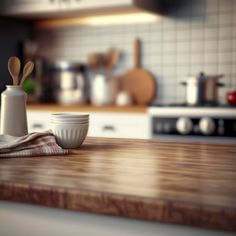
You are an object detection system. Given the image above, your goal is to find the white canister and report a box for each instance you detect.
[91,73,118,106]
[1,85,28,136]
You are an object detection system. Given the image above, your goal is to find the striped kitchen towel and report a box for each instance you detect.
[0,131,69,158]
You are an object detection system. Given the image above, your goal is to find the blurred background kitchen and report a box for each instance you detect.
[0,0,235,141]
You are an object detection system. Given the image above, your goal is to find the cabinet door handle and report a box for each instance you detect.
[102,125,116,131]
[32,123,43,129]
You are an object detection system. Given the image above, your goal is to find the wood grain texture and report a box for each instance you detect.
[0,138,236,231]
[27,104,147,113]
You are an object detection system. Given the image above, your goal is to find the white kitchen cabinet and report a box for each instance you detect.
[60,0,133,11]
[0,0,60,15]
[0,0,135,18]
[27,110,151,139]
[27,111,52,132]
[88,112,150,139]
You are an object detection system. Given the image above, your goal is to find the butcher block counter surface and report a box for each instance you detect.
[0,138,235,232]
[27,104,147,113]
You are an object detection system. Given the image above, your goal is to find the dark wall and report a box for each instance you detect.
[0,17,32,93]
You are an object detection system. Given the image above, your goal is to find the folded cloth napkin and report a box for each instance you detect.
[0,131,69,158]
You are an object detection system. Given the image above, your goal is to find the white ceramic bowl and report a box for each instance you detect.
[51,118,89,122]
[51,122,89,149]
[50,118,89,123]
[51,113,89,119]
[51,120,89,124]
[50,114,89,124]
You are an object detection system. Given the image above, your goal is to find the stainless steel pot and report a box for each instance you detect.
[50,61,89,105]
[204,75,224,104]
[181,73,224,105]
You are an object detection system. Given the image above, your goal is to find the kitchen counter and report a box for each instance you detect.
[27,104,147,113]
[0,138,235,232]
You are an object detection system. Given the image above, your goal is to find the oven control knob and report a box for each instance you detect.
[176,117,192,134]
[199,117,215,135]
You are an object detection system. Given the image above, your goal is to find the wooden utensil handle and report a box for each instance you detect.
[134,38,141,68]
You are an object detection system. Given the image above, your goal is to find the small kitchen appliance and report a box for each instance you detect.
[39,60,89,104]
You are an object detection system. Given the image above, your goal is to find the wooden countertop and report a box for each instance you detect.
[27,104,147,113]
[0,138,236,231]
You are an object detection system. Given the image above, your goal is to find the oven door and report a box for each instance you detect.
[151,116,236,144]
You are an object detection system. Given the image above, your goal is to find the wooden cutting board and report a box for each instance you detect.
[122,38,156,105]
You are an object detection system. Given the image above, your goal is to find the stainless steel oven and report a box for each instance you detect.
[148,105,236,143]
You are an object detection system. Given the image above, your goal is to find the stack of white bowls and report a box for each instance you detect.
[50,113,89,149]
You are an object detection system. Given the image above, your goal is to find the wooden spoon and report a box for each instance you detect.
[8,57,21,85]
[20,61,34,86]
[88,53,105,70]
[105,48,120,71]
[109,48,120,70]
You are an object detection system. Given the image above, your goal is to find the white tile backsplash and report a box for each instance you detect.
[190,40,204,53]
[233,13,236,26]
[204,40,218,53]
[176,20,191,30]
[189,64,205,75]
[203,64,218,74]
[177,41,190,53]
[162,17,176,30]
[163,53,176,65]
[190,53,204,65]
[219,13,233,26]
[204,27,218,40]
[206,0,219,14]
[163,42,176,53]
[163,30,176,42]
[162,66,176,77]
[205,15,219,29]
[190,15,205,29]
[233,38,236,50]
[204,53,218,64]
[35,0,236,104]
[218,64,233,76]
[219,27,233,40]
[177,65,190,77]
[150,31,163,43]
[218,39,233,52]
[219,0,233,13]
[177,54,191,65]
[176,29,191,41]
[191,28,205,41]
[218,52,233,64]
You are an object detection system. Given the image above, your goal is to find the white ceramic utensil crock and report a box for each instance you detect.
[0,85,28,136]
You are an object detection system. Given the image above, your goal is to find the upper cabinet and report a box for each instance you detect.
[0,0,183,19]
[0,0,138,19]
[60,0,133,11]
[0,0,60,16]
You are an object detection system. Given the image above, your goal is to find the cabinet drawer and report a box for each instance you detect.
[89,113,150,139]
[27,111,150,139]
[27,111,51,132]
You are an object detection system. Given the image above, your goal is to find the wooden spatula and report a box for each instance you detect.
[8,57,21,85]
